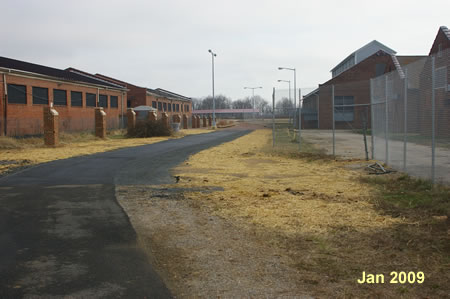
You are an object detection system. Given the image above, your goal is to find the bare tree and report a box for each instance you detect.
[195,94,232,110]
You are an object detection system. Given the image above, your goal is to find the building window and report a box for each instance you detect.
[71,91,82,107]
[86,93,96,107]
[185,105,189,112]
[110,95,118,108]
[168,102,172,111]
[152,101,157,108]
[32,87,48,105]
[158,102,162,111]
[162,102,167,112]
[53,89,67,106]
[334,96,354,121]
[99,94,108,108]
[172,103,175,111]
[7,84,27,104]
[176,104,179,112]
[127,100,131,107]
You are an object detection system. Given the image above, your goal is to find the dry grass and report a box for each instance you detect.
[0,128,212,175]
[173,129,450,298]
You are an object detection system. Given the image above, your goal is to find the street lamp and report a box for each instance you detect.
[277,79,291,105]
[208,49,217,128]
[278,67,296,110]
[244,86,263,118]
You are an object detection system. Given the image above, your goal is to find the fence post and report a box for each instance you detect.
[272,87,275,147]
[385,75,389,164]
[127,108,136,130]
[332,84,335,157]
[298,88,302,151]
[316,94,320,129]
[370,78,375,159]
[403,69,408,171]
[431,56,436,184]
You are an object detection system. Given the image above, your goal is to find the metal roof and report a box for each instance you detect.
[0,56,124,89]
[330,40,396,72]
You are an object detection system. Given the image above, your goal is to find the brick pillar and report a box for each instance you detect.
[208,115,212,127]
[196,115,201,128]
[172,114,181,124]
[161,112,169,128]
[202,116,207,127]
[127,108,136,130]
[148,111,157,122]
[95,107,107,138]
[192,116,197,128]
[183,115,188,129]
[43,106,59,146]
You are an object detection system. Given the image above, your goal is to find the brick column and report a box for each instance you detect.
[148,111,157,122]
[208,115,212,127]
[196,115,201,128]
[161,112,169,128]
[172,114,181,124]
[127,108,136,130]
[95,107,107,138]
[43,106,59,146]
[192,116,197,128]
[202,116,207,127]
[183,115,188,129]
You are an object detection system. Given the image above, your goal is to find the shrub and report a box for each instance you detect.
[127,119,172,138]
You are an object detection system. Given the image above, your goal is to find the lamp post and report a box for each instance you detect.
[244,86,262,118]
[278,67,296,110]
[208,49,217,128]
[278,79,291,123]
[277,79,291,105]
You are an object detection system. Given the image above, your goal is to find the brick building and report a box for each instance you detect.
[417,26,450,137]
[93,74,192,120]
[0,57,127,136]
[301,40,424,129]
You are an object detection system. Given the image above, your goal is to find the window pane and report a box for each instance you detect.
[71,91,82,107]
[32,87,48,105]
[158,102,162,110]
[86,93,96,107]
[168,103,172,111]
[152,101,157,108]
[163,102,167,111]
[53,89,67,106]
[99,94,108,108]
[110,95,118,108]
[7,84,27,104]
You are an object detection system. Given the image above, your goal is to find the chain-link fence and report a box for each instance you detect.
[272,49,450,184]
[371,50,450,184]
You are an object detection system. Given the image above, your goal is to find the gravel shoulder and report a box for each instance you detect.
[116,185,312,298]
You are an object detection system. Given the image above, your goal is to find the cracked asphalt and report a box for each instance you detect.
[0,130,249,298]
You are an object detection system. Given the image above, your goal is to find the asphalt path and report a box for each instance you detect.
[0,129,250,298]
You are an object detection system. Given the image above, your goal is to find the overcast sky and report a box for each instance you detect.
[1,0,449,101]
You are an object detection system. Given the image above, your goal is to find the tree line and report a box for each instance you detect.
[192,95,294,114]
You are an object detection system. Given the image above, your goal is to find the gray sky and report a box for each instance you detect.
[1,0,448,101]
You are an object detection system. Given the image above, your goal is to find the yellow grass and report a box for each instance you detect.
[173,129,449,297]
[174,129,402,235]
[0,128,212,175]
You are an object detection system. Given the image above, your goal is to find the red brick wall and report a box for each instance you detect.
[429,29,450,55]
[127,85,147,107]
[316,52,396,130]
[3,74,125,136]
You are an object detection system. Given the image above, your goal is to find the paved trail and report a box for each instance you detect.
[0,130,249,298]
